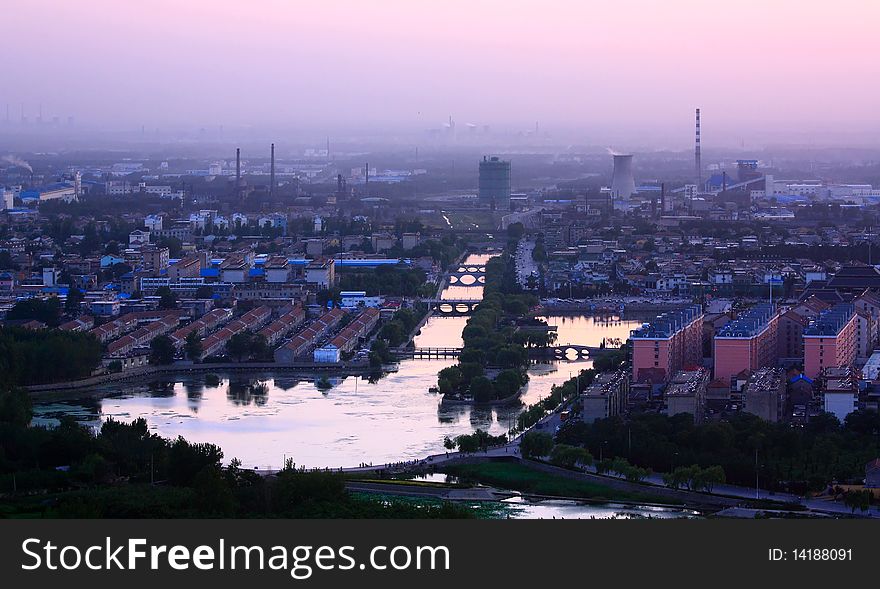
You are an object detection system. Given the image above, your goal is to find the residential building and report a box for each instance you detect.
[743,367,785,422]
[714,304,780,384]
[305,259,335,289]
[821,366,858,422]
[274,308,346,363]
[665,368,709,423]
[630,305,703,383]
[803,303,858,379]
[581,369,629,423]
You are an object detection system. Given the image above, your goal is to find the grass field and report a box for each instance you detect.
[442,462,678,505]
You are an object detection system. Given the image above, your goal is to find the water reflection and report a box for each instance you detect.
[30,254,644,470]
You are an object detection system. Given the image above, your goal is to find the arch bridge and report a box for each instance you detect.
[427,299,481,315]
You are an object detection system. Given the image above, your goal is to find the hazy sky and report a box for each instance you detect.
[5,0,880,146]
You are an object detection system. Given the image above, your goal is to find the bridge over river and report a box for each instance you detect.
[393,344,619,360]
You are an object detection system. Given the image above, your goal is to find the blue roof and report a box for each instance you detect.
[804,303,855,337]
[249,268,264,277]
[716,304,777,338]
[630,305,703,339]
[200,268,220,278]
[789,374,814,384]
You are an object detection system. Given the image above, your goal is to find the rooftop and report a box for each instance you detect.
[716,304,777,338]
[630,305,702,339]
[803,303,855,337]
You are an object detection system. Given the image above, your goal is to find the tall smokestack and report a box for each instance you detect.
[695,108,702,188]
[365,162,369,193]
[236,148,241,183]
[270,143,275,198]
[659,182,665,217]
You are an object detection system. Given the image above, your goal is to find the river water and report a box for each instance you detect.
[31,255,643,472]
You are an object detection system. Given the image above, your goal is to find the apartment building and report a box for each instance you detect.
[714,304,779,384]
[803,303,858,379]
[630,305,703,383]
[743,367,785,422]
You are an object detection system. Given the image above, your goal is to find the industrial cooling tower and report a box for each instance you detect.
[610,154,636,200]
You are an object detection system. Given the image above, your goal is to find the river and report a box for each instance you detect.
[31,254,644,472]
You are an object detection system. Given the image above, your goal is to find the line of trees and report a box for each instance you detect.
[556,410,880,493]
[0,327,103,386]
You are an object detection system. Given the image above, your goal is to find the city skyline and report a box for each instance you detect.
[4,0,880,148]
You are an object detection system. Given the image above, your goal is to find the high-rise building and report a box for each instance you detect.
[714,304,780,384]
[803,303,858,379]
[479,156,511,210]
[630,305,703,383]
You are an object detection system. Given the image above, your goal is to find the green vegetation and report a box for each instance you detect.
[336,265,434,298]
[661,464,725,492]
[156,286,178,310]
[184,331,203,362]
[444,429,507,453]
[65,287,85,315]
[389,234,467,269]
[368,339,394,368]
[442,461,669,504]
[596,456,652,483]
[377,307,425,347]
[6,297,63,327]
[549,444,594,469]
[149,334,175,365]
[0,327,103,386]
[225,331,270,362]
[555,410,880,494]
[520,431,554,458]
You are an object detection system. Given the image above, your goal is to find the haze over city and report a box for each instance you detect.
[4,0,880,530]
[4,0,880,148]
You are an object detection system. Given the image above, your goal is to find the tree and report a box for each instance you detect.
[844,490,871,514]
[156,286,178,310]
[194,285,214,300]
[158,236,183,257]
[6,297,62,327]
[469,376,494,402]
[65,287,85,315]
[184,331,203,362]
[226,332,262,362]
[150,335,176,365]
[549,444,593,469]
[506,222,525,240]
[520,431,554,459]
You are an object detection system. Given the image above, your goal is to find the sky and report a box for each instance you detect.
[4,0,880,147]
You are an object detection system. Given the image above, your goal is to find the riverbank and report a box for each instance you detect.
[25,360,376,397]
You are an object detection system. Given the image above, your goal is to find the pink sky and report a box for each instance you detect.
[4,0,880,145]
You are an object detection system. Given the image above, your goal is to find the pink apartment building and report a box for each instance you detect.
[803,303,858,379]
[631,305,703,383]
[713,304,779,384]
